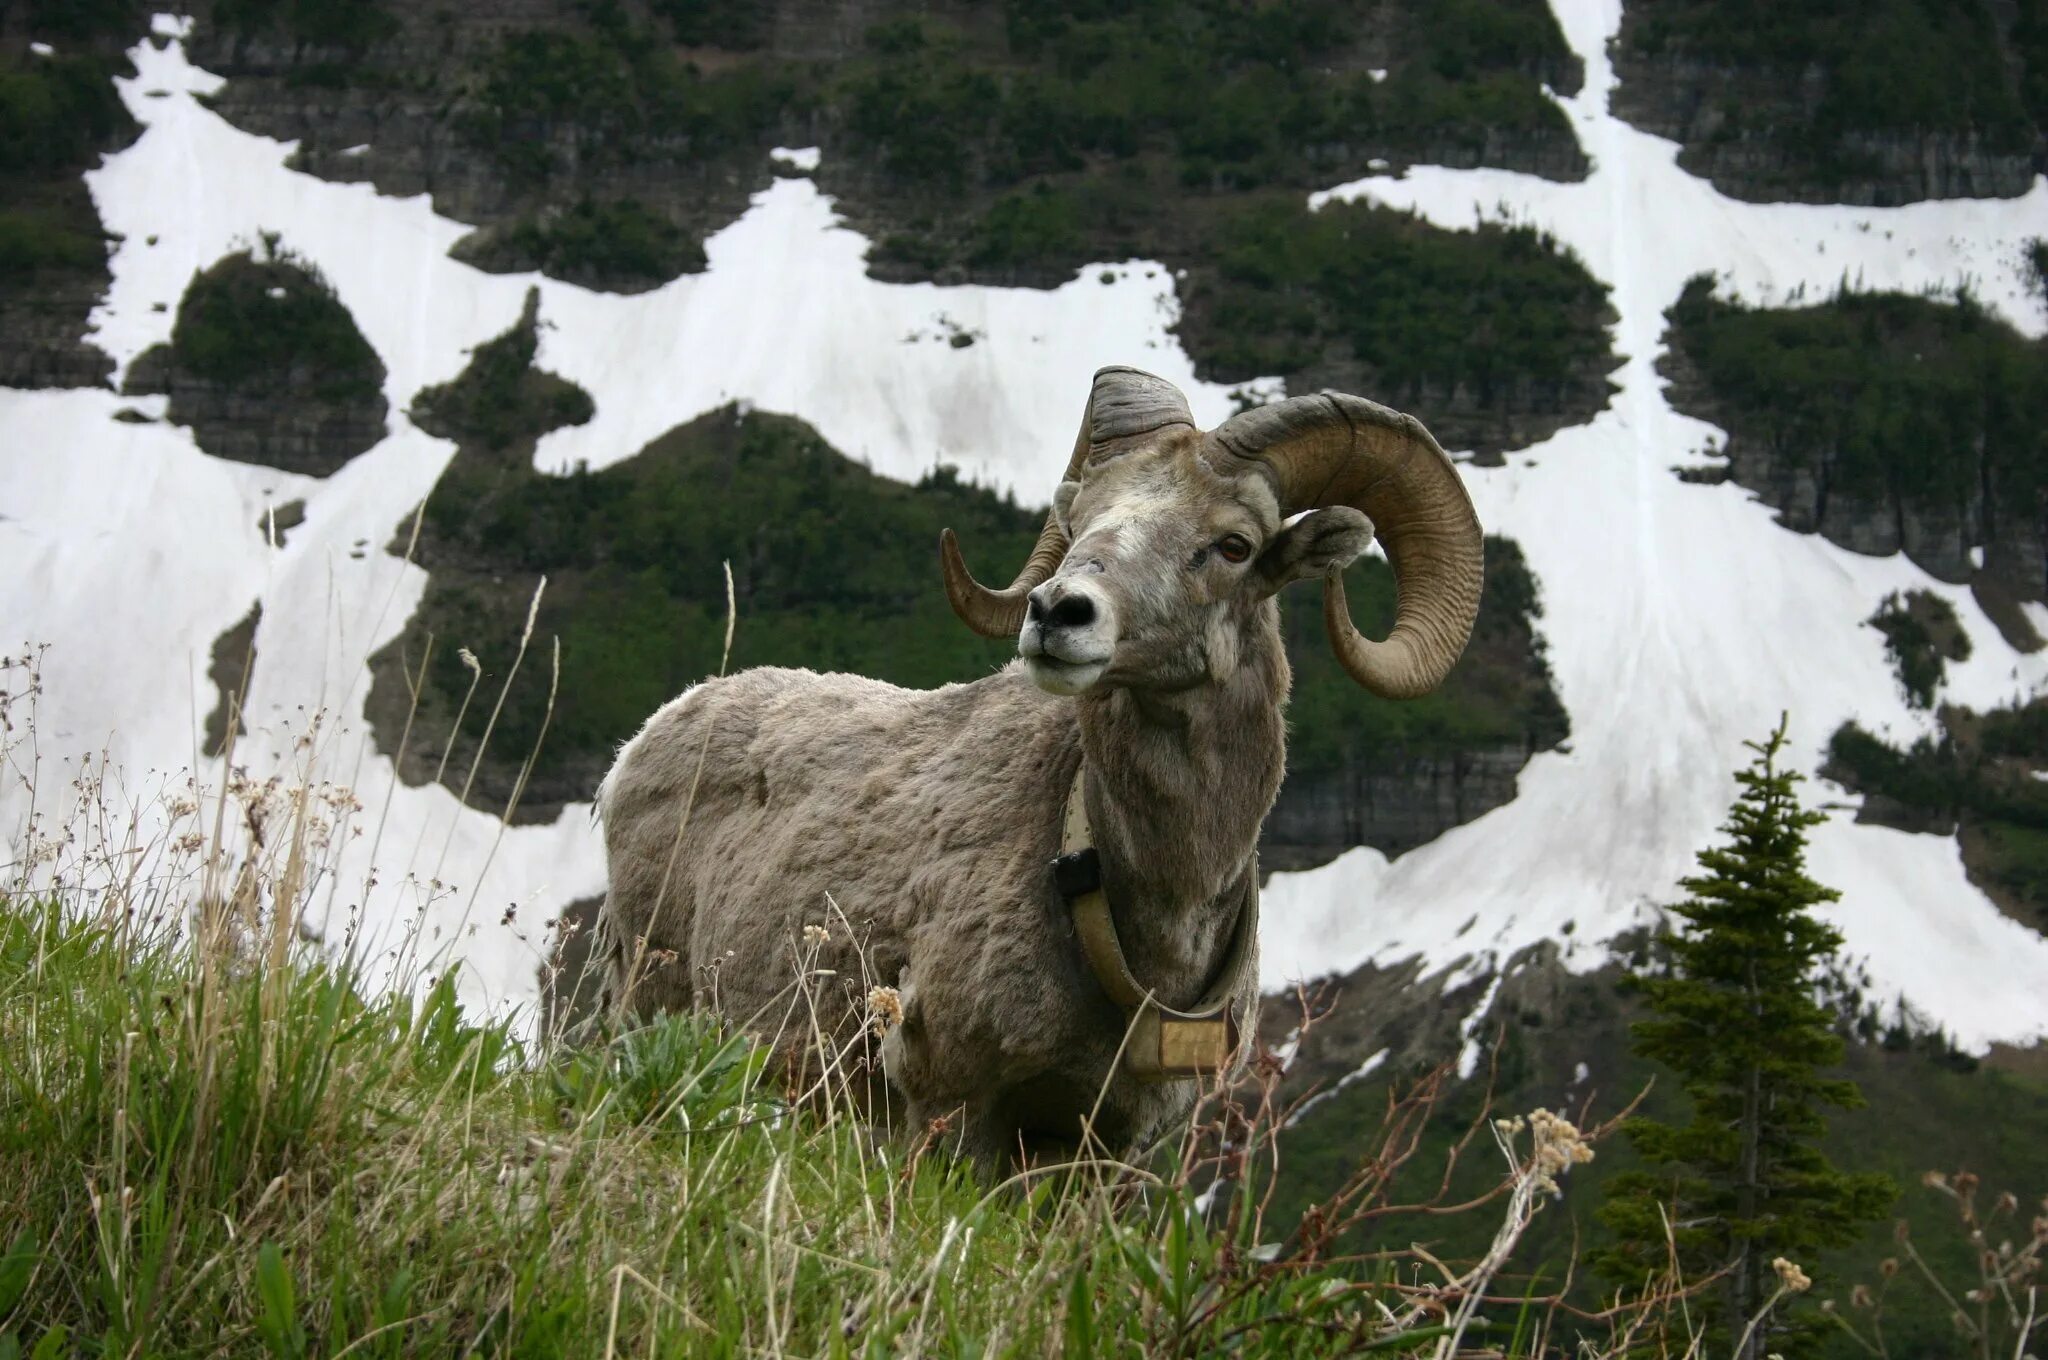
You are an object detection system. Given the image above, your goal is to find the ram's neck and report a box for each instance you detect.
[1073,602,1289,1009]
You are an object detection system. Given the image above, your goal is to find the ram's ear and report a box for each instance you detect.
[1253,506,1373,597]
[1052,479,1082,537]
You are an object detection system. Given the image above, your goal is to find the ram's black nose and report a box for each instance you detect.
[1026,586,1096,631]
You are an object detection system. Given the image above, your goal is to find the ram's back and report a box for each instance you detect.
[595,665,1072,1026]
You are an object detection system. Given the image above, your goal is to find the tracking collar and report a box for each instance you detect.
[1053,761,1256,1082]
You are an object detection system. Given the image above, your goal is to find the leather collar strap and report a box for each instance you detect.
[1054,762,1257,1082]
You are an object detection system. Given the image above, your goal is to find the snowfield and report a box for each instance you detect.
[2,1,2045,1046]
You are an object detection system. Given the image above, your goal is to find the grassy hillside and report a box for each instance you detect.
[0,888,1683,1358]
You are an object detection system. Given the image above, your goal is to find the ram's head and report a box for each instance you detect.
[940,367,1484,699]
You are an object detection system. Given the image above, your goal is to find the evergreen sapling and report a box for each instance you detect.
[1593,717,1895,1359]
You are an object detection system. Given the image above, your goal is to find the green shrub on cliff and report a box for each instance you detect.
[1667,277,2048,557]
[0,53,134,176]
[166,245,383,401]
[1196,197,1611,402]
[1623,0,2035,150]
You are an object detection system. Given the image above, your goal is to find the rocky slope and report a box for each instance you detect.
[1254,934,2048,1358]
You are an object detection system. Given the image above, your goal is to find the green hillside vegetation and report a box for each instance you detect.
[117,244,390,472]
[209,0,399,53]
[451,198,705,292]
[373,300,1565,822]
[382,405,1032,813]
[826,0,1582,273]
[455,21,803,186]
[1267,949,2048,1358]
[0,39,136,385]
[1664,278,2048,604]
[1614,0,2046,202]
[445,0,1582,282]
[0,2,140,278]
[410,287,593,452]
[1625,0,2036,143]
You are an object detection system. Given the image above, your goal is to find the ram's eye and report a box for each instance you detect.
[1217,534,1253,564]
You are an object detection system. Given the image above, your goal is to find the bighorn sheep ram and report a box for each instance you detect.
[595,367,1482,1165]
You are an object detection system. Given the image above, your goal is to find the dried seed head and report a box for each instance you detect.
[867,985,904,1037]
[1772,1258,1811,1293]
[802,924,830,947]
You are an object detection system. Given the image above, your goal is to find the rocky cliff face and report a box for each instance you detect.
[183,10,770,293]
[0,23,143,392]
[0,262,116,391]
[179,0,1589,287]
[1260,741,1551,873]
[125,350,389,475]
[1659,280,2048,647]
[1611,55,2038,206]
[1609,0,2045,207]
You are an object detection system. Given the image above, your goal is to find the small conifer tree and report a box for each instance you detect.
[1593,718,1894,1359]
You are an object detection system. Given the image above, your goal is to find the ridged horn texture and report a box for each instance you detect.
[1206,392,1483,699]
[940,366,1195,637]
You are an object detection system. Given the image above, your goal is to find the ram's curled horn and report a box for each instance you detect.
[1207,393,1483,700]
[940,366,1196,637]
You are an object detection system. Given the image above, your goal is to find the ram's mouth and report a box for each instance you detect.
[1024,653,1109,696]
